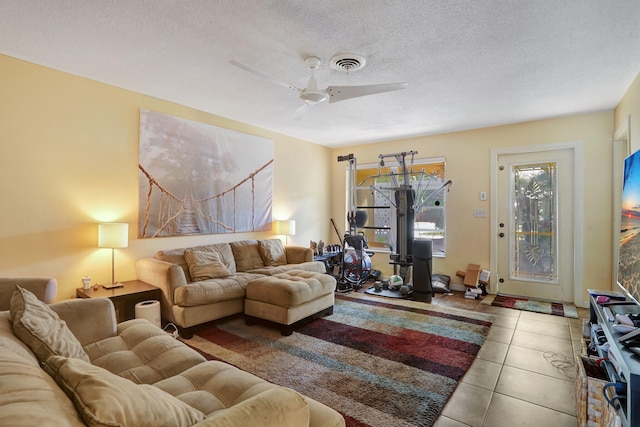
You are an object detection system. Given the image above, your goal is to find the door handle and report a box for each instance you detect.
[499,232,505,238]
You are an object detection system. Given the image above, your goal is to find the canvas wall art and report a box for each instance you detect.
[138,109,273,238]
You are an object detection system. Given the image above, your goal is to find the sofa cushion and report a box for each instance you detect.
[85,319,205,384]
[0,346,86,427]
[247,261,326,276]
[156,248,193,282]
[186,388,309,427]
[0,277,57,311]
[173,273,262,307]
[45,355,206,427]
[258,239,288,266]
[184,249,232,281]
[230,240,265,271]
[153,360,308,425]
[10,285,90,364]
[0,311,38,364]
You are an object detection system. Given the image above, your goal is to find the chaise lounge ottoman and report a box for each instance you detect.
[244,270,336,335]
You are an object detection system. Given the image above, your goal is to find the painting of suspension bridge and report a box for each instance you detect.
[138,109,273,238]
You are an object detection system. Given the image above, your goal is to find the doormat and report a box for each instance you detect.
[481,294,579,318]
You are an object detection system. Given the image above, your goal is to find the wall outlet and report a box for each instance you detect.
[480,191,487,201]
[473,208,487,218]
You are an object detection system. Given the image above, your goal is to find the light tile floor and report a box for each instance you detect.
[430,292,589,427]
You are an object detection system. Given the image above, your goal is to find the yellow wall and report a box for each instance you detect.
[1,52,634,305]
[331,112,615,302]
[0,55,333,300]
[615,72,640,151]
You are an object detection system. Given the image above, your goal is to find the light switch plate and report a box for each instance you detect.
[473,208,487,218]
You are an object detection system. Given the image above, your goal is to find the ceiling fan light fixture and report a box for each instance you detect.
[300,89,328,103]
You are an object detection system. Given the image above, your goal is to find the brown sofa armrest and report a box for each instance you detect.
[285,246,313,264]
[135,258,187,306]
[50,298,117,346]
[0,277,57,311]
[136,257,188,324]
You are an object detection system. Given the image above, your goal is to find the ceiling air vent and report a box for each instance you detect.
[330,53,366,72]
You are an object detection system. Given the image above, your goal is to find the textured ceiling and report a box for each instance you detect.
[1,1,640,147]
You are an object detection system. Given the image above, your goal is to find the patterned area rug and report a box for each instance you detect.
[182,292,494,427]
[481,294,579,318]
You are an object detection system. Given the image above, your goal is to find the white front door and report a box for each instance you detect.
[495,147,576,302]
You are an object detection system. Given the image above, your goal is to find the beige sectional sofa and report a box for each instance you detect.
[0,278,345,427]
[136,239,327,337]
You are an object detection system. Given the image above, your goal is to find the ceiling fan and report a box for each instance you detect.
[229,54,408,116]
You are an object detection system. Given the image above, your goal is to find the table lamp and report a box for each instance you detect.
[98,222,129,289]
[275,219,296,245]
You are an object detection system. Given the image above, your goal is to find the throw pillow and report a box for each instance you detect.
[10,285,90,364]
[229,240,265,271]
[184,249,232,281]
[258,239,287,266]
[45,355,205,427]
[187,243,237,274]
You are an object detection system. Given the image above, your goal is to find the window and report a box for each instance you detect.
[351,156,448,257]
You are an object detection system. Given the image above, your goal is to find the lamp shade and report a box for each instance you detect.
[98,223,129,248]
[275,220,296,236]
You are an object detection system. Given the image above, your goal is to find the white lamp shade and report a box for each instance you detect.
[275,220,296,236]
[98,223,129,248]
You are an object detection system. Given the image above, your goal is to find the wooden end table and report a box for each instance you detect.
[76,280,162,323]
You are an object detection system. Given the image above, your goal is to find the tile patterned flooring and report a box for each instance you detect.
[428,292,589,427]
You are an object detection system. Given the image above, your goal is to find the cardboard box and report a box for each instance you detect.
[463,264,481,287]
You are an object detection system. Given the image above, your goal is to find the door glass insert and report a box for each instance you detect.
[511,162,558,283]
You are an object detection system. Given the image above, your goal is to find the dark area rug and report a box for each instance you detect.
[181,292,494,427]
[481,294,578,318]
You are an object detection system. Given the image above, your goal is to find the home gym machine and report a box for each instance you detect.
[337,151,452,301]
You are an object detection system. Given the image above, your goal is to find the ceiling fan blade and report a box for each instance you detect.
[326,83,408,103]
[229,60,299,91]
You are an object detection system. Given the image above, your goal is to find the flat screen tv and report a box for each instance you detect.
[618,148,640,304]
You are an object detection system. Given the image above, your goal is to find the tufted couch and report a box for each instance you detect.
[136,239,327,337]
[0,278,345,427]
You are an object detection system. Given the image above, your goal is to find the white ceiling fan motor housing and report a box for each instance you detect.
[300,56,328,103]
